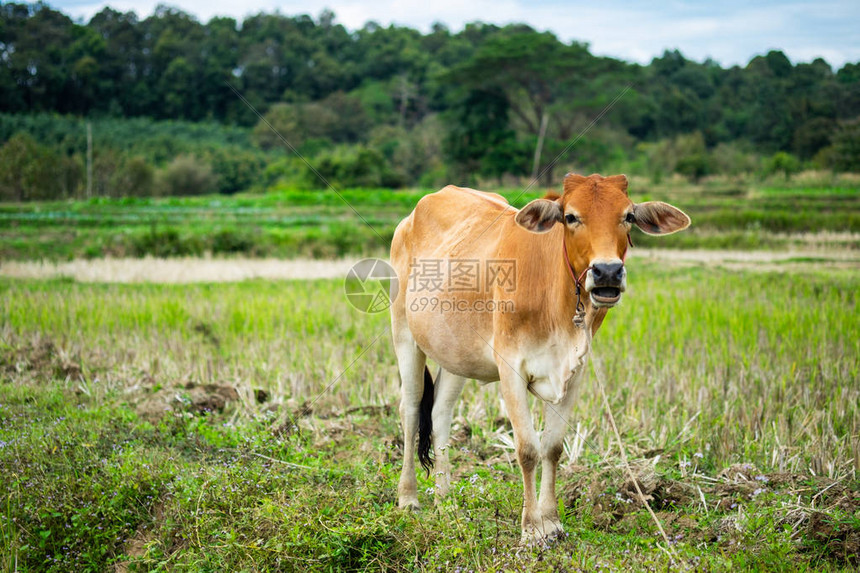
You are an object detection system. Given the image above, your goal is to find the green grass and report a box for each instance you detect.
[1,183,858,260]
[1,260,858,571]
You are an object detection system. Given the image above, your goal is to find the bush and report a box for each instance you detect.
[0,132,81,200]
[762,151,801,177]
[675,153,710,181]
[369,115,447,186]
[93,151,156,198]
[201,147,265,194]
[112,156,155,197]
[211,228,256,254]
[710,142,760,175]
[253,93,368,152]
[672,131,711,181]
[307,145,402,189]
[130,226,204,257]
[159,155,218,196]
[260,157,312,190]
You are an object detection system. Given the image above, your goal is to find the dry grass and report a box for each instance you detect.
[0,256,359,283]
[2,258,856,476]
[1,248,857,283]
[1,257,858,571]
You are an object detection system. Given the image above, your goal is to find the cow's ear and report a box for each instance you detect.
[632,201,691,235]
[515,198,563,233]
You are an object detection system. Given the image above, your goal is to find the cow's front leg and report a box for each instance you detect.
[432,368,467,500]
[498,365,543,543]
[537,369,584,539]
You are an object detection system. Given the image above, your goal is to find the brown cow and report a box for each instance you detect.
[389,173,690,542]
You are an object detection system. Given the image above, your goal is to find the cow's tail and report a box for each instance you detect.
[417,366,434,475]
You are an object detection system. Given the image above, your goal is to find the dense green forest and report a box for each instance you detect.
[1,2,859,200]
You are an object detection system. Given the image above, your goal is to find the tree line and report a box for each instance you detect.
[1,2,859,200]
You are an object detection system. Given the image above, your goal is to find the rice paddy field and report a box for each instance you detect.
[1,184,859,571]
[1,179,859,261]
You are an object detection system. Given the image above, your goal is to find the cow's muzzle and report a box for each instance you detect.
[585,261,626,307]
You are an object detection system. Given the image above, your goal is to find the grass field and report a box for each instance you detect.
[1,256,858,571]
[1,182,859,261]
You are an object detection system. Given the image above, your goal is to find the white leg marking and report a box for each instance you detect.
[497,362,544,543]
[431,368,467,500]
[537,368,584,540]
[392,322,426,511]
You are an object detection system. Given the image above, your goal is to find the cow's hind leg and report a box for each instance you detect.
[537,370,584,539]
[393,324,428,510]
[431,368,467,500]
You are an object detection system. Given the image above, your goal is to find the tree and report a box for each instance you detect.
[444,88,522,183]
[0,132,79,200]
[0,3,78,112]
[1,4,860,194]
[112,156,154,196]
[159,155,218,195]
[829,118,860,171]
[447,27,602,184]
[252,91,368,150]
[793,117,835,158]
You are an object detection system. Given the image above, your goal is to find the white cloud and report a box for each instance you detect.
[55,0,860,68]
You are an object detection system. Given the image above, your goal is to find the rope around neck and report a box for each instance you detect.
[562,232,634,328]
[561,234,591,327]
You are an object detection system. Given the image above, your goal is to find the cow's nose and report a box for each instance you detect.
[591,262,624,286]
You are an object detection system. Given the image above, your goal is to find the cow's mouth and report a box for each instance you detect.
[590,286,621,306]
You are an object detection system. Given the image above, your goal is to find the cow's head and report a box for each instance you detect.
[514,173,690,308]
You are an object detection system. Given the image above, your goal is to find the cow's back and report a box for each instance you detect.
[392,185,514,263]
[390,186,516,381]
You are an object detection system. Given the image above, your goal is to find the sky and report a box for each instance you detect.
[50,0,860,69]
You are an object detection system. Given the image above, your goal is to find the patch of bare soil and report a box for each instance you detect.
[0,336,84,382]
[559,462,860,565]
[270,402,428,468]
[114,502,165,573]
[132,382,240,421]
[807,510,860,564]
[0,337,244,422]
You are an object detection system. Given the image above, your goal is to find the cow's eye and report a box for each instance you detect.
[624,212,636,224]
[565,213,578,225]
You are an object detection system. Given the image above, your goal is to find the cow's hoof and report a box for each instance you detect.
[543,519,565,540]
[519,525,545,546]
[398,497,420,511]
[519,520,565,546]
